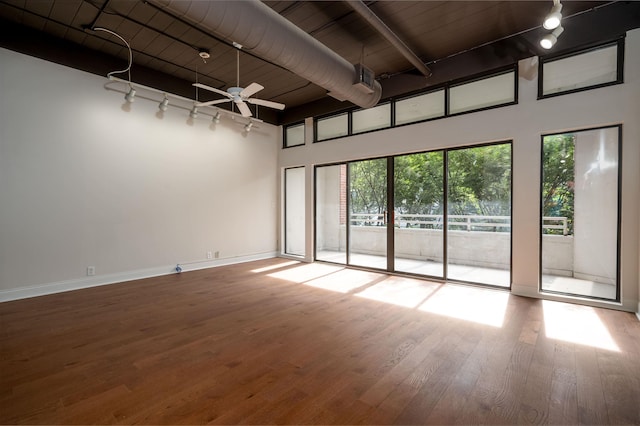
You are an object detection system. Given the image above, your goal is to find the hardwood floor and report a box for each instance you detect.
[1,258,639,424]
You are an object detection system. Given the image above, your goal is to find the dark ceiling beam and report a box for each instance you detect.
[345,0,432,78]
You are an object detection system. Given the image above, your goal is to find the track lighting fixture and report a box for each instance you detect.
[540,26,564,50]
[108,76,263,129]
[124,87,136,103]
[159,96,169,112]
[543,1,563,30]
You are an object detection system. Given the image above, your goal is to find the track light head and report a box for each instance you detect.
[159,96,169,112]
[244,121,253,132]
[189,105,198,119]
[540,26,564,49]
[543,2,563,30]
[212,112,221,124]
[124,87,136,103]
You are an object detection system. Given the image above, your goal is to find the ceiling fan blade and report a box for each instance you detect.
[247,98,285,110]
[193,83,231,99]
[195,99,231,107]
[235,101,253,117]
[240,82,264,98]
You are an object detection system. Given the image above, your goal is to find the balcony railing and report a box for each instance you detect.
[350,213,568,235]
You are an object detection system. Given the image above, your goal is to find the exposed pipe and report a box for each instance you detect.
[345,0,432,78]
[153,0,382,109]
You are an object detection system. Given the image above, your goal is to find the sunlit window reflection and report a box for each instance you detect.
[251,260,300,273]
[419,285,509,327]
[356,276,441,308]
[267,263,344,283]
[304,269,381,293]
[542,300,619,351]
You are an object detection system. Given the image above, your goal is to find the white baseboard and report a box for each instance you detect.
[0,252,277,303]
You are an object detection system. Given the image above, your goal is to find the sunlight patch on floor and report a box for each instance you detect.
[304,268,383,293]
[418,284,509,327]
[267,263,344,283]
[251,260,301,273]
[542,300,619,352]
[356,276,441,308]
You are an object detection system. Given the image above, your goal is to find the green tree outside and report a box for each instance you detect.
[347,140,573,234]
[542,134,575,234]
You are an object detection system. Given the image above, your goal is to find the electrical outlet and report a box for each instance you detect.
[207,251,213,259]
[214,251,219,259]
[87,266,95,276]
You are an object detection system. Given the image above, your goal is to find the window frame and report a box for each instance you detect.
[311,65,518,143]
[314,111,351,143]
[393,87,446,128]
[283,121,306,148]
[447,66,518,117]
[538,124,623,302]
[351,101,392,135]
[537,37,625,100]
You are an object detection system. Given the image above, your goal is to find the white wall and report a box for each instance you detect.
[0,48,279,301]
[280,29,640,313]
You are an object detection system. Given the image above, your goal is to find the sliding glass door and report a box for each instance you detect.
[284,167,305,256]
[394,152,444,278]
[315,164,347,264]
[349,159,387,269]
[541,126,620,300]
[314,141,512,288]
[447,144,512,287]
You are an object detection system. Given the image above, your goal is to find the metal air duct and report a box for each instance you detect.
[154,0,382,109]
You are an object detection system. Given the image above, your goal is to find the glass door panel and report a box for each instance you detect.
[349,159,387,269]
[315,165,347,264]
[284,167,305,256]
[541,127,619,300]
[394,152,444,277]
[447,143,512,287]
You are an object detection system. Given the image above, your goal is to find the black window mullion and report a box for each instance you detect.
[443,150,449,280]
[387,156,395,272]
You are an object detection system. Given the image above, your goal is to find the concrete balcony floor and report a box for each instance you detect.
[316,250,616,299]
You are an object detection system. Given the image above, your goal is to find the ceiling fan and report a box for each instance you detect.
[193,48,285,117]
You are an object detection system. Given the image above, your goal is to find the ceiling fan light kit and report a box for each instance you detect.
[193,48,285,118]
